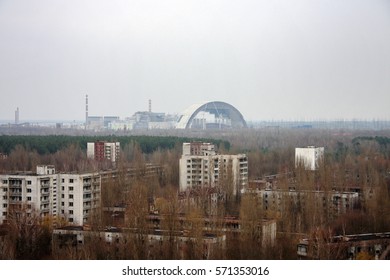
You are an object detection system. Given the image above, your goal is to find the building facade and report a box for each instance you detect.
[297,232,390,260]
[87,141,120,163]
[0,165,101,226]
[245,188,359,218]
[179,142,248,195]
[295,146,324,170]
[58,172,101,225]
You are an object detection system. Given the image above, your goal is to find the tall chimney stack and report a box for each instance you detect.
[149,99,152,113]
[85,94,89,128]
[15,107,19,124]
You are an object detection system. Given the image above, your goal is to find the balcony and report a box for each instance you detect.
[9,197,22,203]
[40,182,50,188]
[83,204,92,210]
[83,189,92,195]
[40,197,50,204]
[9,191,22,196]
[41,207,50,213]
[40,189,50,195]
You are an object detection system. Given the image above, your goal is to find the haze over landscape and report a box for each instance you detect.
[0,0,389,121]
[2,1,390,266]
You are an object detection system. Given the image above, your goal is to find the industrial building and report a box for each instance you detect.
[0,165,101,226]
[179,142,248,195]
[176,101,247,129]
[83,97,247,131]
[295,146,324,170]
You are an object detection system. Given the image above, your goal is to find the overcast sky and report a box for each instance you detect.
[0,0,389,122]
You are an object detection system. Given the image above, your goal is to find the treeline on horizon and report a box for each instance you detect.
[352,136,390,147]
[0,135,230,155]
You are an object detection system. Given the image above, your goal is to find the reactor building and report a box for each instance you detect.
[175,101,247,129]
[84,96,247,131]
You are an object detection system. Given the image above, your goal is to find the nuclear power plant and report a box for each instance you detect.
[84,95,247,131]
[176,101,247,129]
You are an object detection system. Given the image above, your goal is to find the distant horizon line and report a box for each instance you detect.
[1,118,390,124]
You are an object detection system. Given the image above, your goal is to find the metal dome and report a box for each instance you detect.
[176,101,247,129]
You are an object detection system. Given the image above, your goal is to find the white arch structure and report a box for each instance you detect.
[176,101,247,129]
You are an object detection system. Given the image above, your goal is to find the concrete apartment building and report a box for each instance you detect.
[52,213,277,259]
[179,142,248,195]
[295,146,324,170]
[0,165,100,226]
[58,172,100,225]
[87,141,120,163]
[0,165,57,224]
[245,187,359,218]
[52,225,226,260]
[297,232,390,259]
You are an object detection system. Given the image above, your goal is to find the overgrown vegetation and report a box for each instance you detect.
[1,129,390,259]
[0,135,230,155]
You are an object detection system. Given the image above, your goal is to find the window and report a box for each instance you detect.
[2,180,7,184]
[61,202,64,206]
[69,187,73,191]
[69,210,73,215]
[298,245,307,254]
[69,202,73,207]
[3,204,7,208]
[27,197,31,201]
[69,194,73,199]
[69,218,73,222]
[61,178,65,183]
[27,188,32,193]
[62,186,64,191]
[69,179,74,183]
[3,188,7,192]
[27,180,32,185]
[61,194,64,198]
[2,212,7,216]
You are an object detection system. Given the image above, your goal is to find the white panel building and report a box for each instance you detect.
[295,146,324,171]
[0,165,100,226]
[58,173,101,225]
[179,142,248,195]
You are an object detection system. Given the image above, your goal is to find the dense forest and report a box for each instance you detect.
[0,135,230,156]
[1,128,390,259]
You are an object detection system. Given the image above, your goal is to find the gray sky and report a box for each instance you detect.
[0,0,389,122]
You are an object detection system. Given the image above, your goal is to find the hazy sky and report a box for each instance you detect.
[1,0,389,122]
